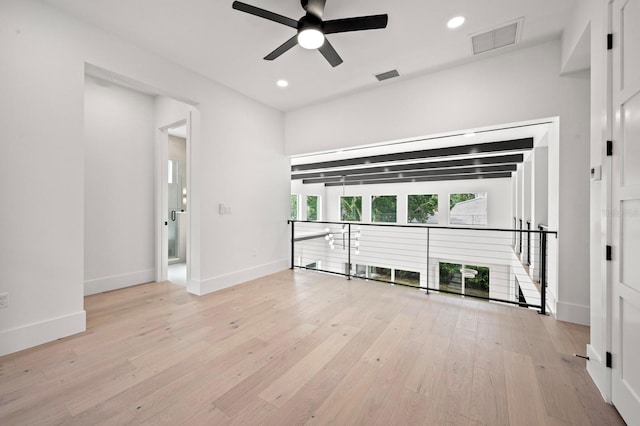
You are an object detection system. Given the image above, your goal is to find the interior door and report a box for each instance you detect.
[611,0,640,422]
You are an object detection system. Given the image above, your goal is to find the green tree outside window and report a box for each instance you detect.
[372,195,397,222]
[449,193,476,209]
[290,195,298,220]
[408,194,438,223]
[340,196,362,221]
[306,195,318,221]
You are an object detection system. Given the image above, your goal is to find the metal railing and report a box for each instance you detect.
[288,220,557,315]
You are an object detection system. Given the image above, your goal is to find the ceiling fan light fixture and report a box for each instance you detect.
[298,28,324,49]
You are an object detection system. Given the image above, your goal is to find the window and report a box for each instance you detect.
[449,192,487,226]
[354,264,368,278]
[394,269,420,287]
[340,196,362,221]
[408,194,438,224]
[371,195,397,222]
[439,262,490,298]
[306,195,319,221]
[290,194,299,220]
[369,266,391,282]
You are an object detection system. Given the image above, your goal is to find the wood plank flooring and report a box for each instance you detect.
[0,270,625,425]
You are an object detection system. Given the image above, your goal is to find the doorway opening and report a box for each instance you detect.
[167,124,188,286]
[158,120,190,287]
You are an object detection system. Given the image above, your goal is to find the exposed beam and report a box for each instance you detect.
[291,138,533,172]
[302,164,517,184]
[324,172,513,186]
[291,153,524,180]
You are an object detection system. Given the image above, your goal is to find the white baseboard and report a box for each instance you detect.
[84,269,155,295]
[0,310,86,357]
[586,344,612,403]
[188,259,289,296]
[555,300,590,325]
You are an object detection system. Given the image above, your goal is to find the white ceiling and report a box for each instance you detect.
[42,0,578,112]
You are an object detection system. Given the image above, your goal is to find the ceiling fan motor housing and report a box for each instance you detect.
[298,13,324,34]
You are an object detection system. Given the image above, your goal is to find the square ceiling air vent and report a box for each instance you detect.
[375,69,400,82]
[470,18,523,55]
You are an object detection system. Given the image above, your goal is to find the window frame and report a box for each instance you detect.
[340,195,363,222]
[371,195,397,223]
[448,192,488,227]
[306,195,320,221]
[407,193,439,224]
[290,194,300,220]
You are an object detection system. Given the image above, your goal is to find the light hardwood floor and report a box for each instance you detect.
[0,270,625,425]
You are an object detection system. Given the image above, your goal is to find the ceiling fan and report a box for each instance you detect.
[232,0,388,67]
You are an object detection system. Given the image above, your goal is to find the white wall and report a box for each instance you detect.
[0,0,87,356]
[534,145,550,227]
[0,0,288,356]
[532,145,549,280]
[522,158,533,261]
[83,76,156,295]
[290,181,327,221]
[285,40,591,325]
[286,41,586,157]
[516,167,524,224]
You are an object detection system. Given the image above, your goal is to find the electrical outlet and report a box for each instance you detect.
[0,292,8,309]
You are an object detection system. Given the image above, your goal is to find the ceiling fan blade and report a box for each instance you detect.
[324,14,389,34]
[318,39,343,67]
[264,35,299,60]
[303,0,326,19]
[232,1,298,28]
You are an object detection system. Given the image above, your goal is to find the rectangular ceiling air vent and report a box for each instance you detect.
[375,69,400,82]
[470,18,523,55]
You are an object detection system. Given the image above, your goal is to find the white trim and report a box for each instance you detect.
[188,259,289,296]
[84,269,155,295]
[555,300,590,325]
[587,344,612,403]
[0,311,86,357]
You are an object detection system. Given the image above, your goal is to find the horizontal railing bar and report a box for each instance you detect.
[423,286,542,308]
[289,219,557,235]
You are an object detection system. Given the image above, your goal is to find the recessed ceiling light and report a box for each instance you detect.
[464,132,476,137]
[276,79,289,88]
[447,16,465,29]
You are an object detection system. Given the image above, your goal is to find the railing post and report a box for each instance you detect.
[539,230,547,315]
[290,220,294,270]
[347,223,352,280]
[426,227,430,294]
